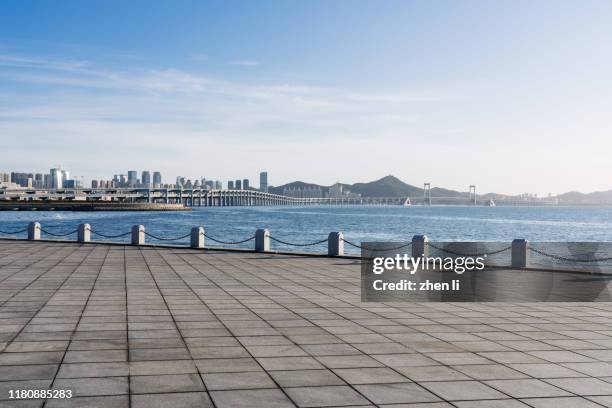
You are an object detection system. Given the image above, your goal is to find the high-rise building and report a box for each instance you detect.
[61,170,70,187]
[63,179,81,188]
[34,173,43,188]
[243,179,249,190]
[91,180,99,188]
[0,172,10,183]
[259,171,268,192]
[141,171,151,188]
[11,172,33,187]
[228,180,234,190]
[235,179,242,190]
[49,168,62,189]
[153,172,162,187]
[214,180,222,190]
[119,174,127,186]
[128,171,138,187]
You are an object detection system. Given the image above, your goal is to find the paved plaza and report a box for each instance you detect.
[2,241,612,407]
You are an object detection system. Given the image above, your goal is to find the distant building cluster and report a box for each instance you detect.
[327,183,360,198]
[283,183,360,198]
[92,170,164,189]
[1,167,271,193]
[283,185,323,198]
[0,168,81,189]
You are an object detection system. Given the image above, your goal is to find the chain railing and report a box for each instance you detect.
[428,243,512,257]
[342,239,413,252]
[144,231,192,242]
[0,227,28,235]
[2,223,611,269]
[203,233,256,245]
[40,228,78,237]
[269,236,329,247]
[90,230,132,239]
[529,246,612,263]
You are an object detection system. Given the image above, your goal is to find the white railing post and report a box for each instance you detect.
[328,232,344,256]
[511,239,529,268]
[78,223,91,242]
[255,229,270,252]
[411,235,429,258]
[191,227,205,249]
[28,222,41,241]
[131,225,145,245]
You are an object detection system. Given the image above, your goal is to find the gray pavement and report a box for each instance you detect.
[2,241,612,407]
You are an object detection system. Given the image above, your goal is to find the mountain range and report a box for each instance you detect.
[269,175,612,205]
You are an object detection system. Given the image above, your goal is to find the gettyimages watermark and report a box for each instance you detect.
[360,241,612,302]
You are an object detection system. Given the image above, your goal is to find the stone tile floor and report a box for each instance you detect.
[1,241,612,407]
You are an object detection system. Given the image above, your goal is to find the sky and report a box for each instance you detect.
[1,0,611,195]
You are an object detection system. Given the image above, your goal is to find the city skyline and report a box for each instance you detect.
[2,1,612,195]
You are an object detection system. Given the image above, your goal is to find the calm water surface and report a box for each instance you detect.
[1,206,611,253]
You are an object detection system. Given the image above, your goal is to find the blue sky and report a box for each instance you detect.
[1,0,611,194]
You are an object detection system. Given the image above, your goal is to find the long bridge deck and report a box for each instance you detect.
[0,187,557,207]
[1,241,612,407]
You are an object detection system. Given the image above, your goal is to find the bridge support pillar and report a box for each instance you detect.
[28,222,41,241]
[328,232,344,256]
[255,229,270,252]
[412,235,429,259]
[191,227,205,249]
[131,225,145,245]
[511,239,529,268]
[78,223,91,242]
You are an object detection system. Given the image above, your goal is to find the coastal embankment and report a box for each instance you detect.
[0,201,190,211]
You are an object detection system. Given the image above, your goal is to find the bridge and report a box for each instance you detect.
[0,187,411,207]
[0,186,557,207]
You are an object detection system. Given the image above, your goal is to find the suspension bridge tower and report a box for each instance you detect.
[423,183,432,206]
[469,185,477,205]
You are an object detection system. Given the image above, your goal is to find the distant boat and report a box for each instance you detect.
[487,199,496,207]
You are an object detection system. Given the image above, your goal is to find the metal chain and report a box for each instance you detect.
[0,228,28,234]
[144,231,192,241]
[342,239,413,252]
[269,236,329,247]
[40,228,78,237]
[428,243,512,257]
[529,247,612,263]
[90,230,132,239]
[203,234,256,245]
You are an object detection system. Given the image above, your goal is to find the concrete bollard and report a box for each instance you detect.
[78,223,91,242]
[191,227,205,249]
[131,225,145,245]
[255,229,270,252]
[328,232,344,256]
[412,235,429,258]
[511,239,529,268]
[28,222,41,241]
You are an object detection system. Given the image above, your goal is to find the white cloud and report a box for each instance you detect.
[228,60,259,66]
